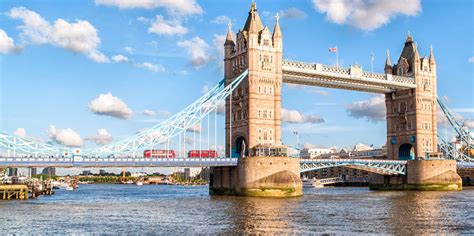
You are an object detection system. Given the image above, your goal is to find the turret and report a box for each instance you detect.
[243,0,264,48]
[429,45,436,72]
[224,20,235,57]
[272,13,282,52]
[384,50,392,74]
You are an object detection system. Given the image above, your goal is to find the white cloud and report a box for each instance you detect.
[213,34,226,68]
[148,15,188,36]
[309,89,330,96]
[88,93,133,119]
[135,62,165,72]
[281,109,324,124]
[465,120,474,129]
[47,125,84,147]
[124,46,133,54]
[0,29,21,54]
[211,15,231,24]
[95,0,203,15]
[186,125,201,133]
[178,37,212,68]
[112,54,129,63]
[278,8,307,20]
[87,128,113,145]
[158,110,171,116]
[142,109,156,116]
[112,53,164,72]
[174,70,189,76]
[14,128,26,138]
[346,95,386,122]
[312,0,421,31]
[216,103,225,115]
[201,85,210,94]
[452,108,474,113]
[303,142,316,149]
[8,7,109,63]
[469,57,474,63]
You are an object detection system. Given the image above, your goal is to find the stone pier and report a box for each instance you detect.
[369,159,462,191]
[210,157,302,197]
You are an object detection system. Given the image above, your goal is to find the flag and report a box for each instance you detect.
[328,47,337,52]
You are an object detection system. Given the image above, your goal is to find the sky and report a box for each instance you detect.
[1,0,473,163]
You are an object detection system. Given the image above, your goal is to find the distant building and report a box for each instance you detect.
[99,169,107,175]
[42,167,56,176]
[300,148,337,159]
[8,168,18,177]
[131,172,147,178]
[82,170,92,176]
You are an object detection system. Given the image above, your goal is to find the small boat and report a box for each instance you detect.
[136,182,143,186]
[66,186,74,191]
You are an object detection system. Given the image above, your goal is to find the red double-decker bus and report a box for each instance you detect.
[187,150,218,158]
[143,150,176,158]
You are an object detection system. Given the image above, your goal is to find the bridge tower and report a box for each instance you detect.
[385,34,438,160]
[370,34,461,190]
[210,1,302,197]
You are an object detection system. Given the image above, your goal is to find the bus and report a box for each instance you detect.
[143,150,176,158]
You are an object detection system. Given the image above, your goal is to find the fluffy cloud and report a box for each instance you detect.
[47,125,84,147]
[178,37,212,68]
[346,95,386,122]
[14,128,26,138]
[213,34,226,68]
[310,89,331,96]
[216,103,225,115]
[112,54,129,63]
[148,15,188,36]
[8,7,109,63]
[124,46,133,54]
[312,0,421,31]
[469,57,474,63]
[186,125,201,133]
[88,93,133,119]
[142,109,156,116]
[278,8,307,20]
[465,120,474,129]
[211,15,231,24]
[135,62,165,72]
[281,109,325,124]
[158,110,171,116]
[112,53,164,72]
[0,29,21,54]
[95,0,203,15]
[87,128,113,145]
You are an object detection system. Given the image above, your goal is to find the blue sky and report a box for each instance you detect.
[1,0,473,154]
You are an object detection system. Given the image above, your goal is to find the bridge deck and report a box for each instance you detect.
[282,60,416,93]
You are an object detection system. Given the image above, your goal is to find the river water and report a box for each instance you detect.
[0,184,472,234]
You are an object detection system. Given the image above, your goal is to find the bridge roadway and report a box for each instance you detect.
[1,157,472,175]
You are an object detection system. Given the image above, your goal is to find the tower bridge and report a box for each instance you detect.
[1,1,472,196]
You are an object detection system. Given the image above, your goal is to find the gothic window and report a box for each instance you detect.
[269,110,272,118]
[258,86,261,94]
[263,39,270,46]
[258,110,261,118]
[263,110,267,118]
[269,87,273,95]
[400,102,407,112]
[264,87,267,94]
[263,132,268,141]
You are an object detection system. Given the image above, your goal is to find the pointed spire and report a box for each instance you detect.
[272,13,282,39]
[429,45,436,64]
[414,42,421,62]
[385,50,392,74]
[405,31,413,43]
[251,0,257,12]
[225,20,234,46]
[243,0,264,34]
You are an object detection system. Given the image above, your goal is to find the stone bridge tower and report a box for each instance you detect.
[224,1,282,157]
[385,34,438,160]
[210,1,302,197]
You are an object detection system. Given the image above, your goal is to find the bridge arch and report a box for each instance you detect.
[233,136,247,157]
[398,143,415,160]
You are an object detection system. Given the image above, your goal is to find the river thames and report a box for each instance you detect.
[0,185,472,234]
